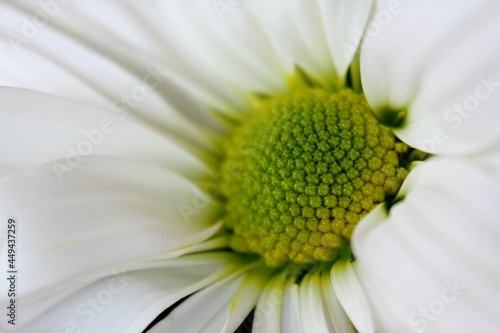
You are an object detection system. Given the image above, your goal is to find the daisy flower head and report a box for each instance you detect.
[0,1,500,333]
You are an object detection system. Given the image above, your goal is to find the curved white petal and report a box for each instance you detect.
[0,87,210,179]
[252,271,286,333]
[298,270,332,333]
[117,0,373,106]
[331,260,375,333]
[321,270,356,333]
[352,158,500,333]
[247,0,373,89]
[12,253,240,333]
[146,236,230,262]
[0,156,222,328]
[281,279,304,333]
[465,146,500,186]
[147,260,265,333]
[155,0,290,111]
[317,0,373,85]
[221,267,274,333]
[361,0,500,154]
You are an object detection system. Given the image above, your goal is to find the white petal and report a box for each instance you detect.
[281,279,304,333]
[252,271,286,333]
[352,158,500,333]
[221,267,274,333]
[0,156,222,328]
[12,253,241,333]
[350,205,412,331]
[156,0,292,110]
[146,236,230,262]
[331,260,375,333]
[148,261,266,333]
[0,2,222,146]
[465,146,500,186]
[361,0,500,154]
[321,270,356,333]
[0,87,210,179]
[298,270,333,333]
[152,0,372,105]
[247,0,373,89]
[317,0,373,85]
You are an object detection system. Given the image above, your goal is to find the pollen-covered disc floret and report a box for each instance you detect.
[220,89,410,267]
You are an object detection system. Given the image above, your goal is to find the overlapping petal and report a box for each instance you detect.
[332,260,374,333]
[16,253,242,333]
[298,270,332,333]
[280,279,304,333]
[322,269,357,333]
[147,261,267,333]
[245,0,372,90]
[0,2,223,149]
[252,271,285,333]
[361,0,500,155]
[352,158,500,333]
[0,155,223,328]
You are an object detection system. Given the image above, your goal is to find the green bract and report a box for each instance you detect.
[221,89,411,267]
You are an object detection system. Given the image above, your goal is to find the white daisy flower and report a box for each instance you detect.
[0,1,499,333]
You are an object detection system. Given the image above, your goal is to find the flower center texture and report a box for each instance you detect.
[220,89,412,267]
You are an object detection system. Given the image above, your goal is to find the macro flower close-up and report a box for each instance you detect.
[1,1,500,332]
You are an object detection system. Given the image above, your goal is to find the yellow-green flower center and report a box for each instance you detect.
[220,89,411,267]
